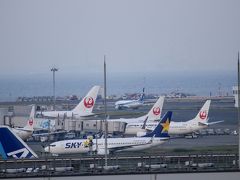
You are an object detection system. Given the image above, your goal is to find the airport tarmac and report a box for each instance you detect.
[27,133,238,157]
[102,97,237,125]
[162,134,237,149]
[1,97,238,156]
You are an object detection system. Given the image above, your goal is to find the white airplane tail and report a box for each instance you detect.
[23,105,35,132]
[72,86,100,115]
[146,96,165,121]
[193,100,211,123]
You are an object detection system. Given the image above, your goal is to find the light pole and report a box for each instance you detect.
[104,56,108,168]
[51,67,58,111]
[237,51,240,170]
[49,67,58,156]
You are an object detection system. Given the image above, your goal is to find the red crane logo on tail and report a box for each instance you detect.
[199,111,207,120]
[28,118,33,126]
[153,107,160,115]
[84,97,94,108]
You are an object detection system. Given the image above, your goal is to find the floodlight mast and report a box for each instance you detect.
[237,52,240,170]
[104,56,108,167]
[51,67,58,111]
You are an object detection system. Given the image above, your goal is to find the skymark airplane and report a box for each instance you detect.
[125,100,223,136]
[44,111,172,155]
[0,126,38,160]
[115,88,145,110]
[41,86,100,119]
[12,105,35,141]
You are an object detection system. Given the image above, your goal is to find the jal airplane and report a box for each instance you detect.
[126,100,223,136]
[41,86,100,119]
[12,105,35,141]
[109,96,165,124]
[115,88,145,110]
[44,111,172,155]
[0,126,38,159]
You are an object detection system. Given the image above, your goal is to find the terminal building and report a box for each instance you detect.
[0,105,126,140]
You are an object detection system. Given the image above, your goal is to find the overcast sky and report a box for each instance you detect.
[0,0,239,77]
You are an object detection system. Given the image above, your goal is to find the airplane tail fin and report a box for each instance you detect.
[139,88,145,102]
[72,86,100,115]
[23,105,35,131]
[193,100,211,123]
[0,126,38,160]
[146,96,165,121]
[143,111,172,138]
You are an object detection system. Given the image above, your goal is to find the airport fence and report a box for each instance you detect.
[0,153,239,178]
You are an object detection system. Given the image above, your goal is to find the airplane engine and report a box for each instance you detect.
[97,148,109,155]
[136,131,147,137]
[115,105,120,110]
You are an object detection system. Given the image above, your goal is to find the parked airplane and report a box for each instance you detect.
[0,126,38,160]
[115,88,145,110]
[11,105,35,141]
[125,100,223,136]
[44,111,172,155]
[168,100,223,135]
[109,96,164,124]
[41,86,100,119]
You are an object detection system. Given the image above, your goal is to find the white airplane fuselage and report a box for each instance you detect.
[108,116,148,124]
[115,100,143,109]
[41,86,100,119]
[41,111,94,119]
[126,100,213,136]
[12,128,33,141]
[110,96,165,123]
[45,137,167,155]
[42,111,71,118]
[125,120,207,135]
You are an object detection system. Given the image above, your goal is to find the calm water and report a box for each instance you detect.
[0,72,236,101]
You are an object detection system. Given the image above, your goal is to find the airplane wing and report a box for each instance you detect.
[32,130,67,137]
[14,128,33,133]
[206,120,224,125]
[198,120,224,126]
[73,112,104,118]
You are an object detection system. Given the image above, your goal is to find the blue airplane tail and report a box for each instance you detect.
[139,88,145,102]
[142,111,172,138]
[0,126,38,160]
